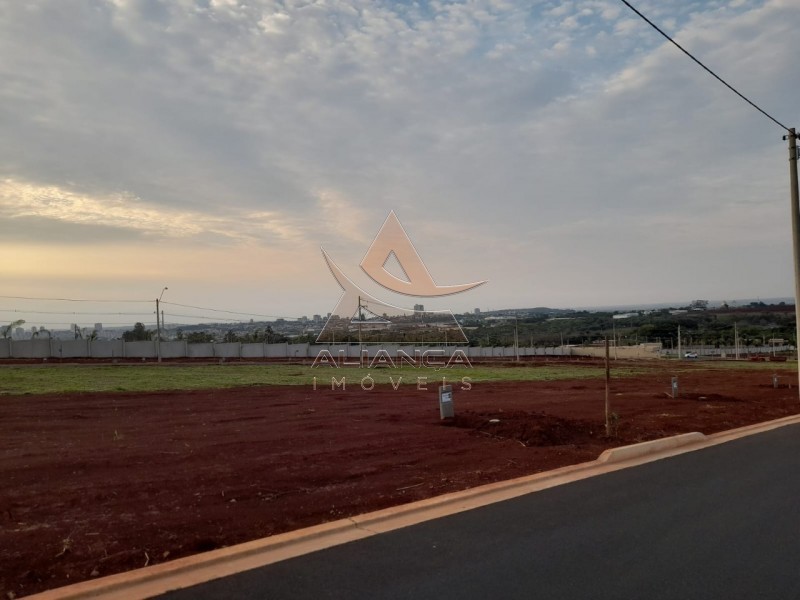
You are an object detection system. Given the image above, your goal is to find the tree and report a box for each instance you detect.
[123,322,152,342]
[223,330,240,343]
[264,325,287,344]
[187,331,215,343]
[2,319,25,338]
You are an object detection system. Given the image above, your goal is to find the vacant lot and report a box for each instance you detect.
[1,360,797,597]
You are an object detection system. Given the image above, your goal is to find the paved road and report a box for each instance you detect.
[159,425,800,599]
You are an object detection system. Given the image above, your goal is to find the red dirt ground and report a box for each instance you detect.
[1,361,798,598]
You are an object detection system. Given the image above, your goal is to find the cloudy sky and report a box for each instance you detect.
[1,0,798,329]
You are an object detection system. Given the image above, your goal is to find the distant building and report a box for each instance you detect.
[94,323,103,333]
[413,304,425,314]
[474,308,481,314]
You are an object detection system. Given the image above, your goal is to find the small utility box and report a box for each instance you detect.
[439,384,454,419]
[671,376,679,398]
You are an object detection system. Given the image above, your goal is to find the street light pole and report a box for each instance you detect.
[785,128,800,395]
[156,286,168,363]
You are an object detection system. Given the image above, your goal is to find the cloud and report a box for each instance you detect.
[0,0,796,319]
[0,178,308,245]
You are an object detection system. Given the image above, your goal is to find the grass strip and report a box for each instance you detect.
[0,362,652,395]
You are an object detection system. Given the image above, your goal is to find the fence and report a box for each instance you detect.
[3,339,792,360]
[0,339,574,360]
[660,344,793,358]
[0,338,794,359]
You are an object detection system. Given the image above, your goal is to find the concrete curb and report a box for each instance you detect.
[597,432,707,463]
[27,413,800,600]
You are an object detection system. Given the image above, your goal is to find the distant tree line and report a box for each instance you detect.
[122,323,288,344]
[119,303,795,348]
[464,304,796,348]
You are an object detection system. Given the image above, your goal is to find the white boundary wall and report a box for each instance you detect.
[0,340,578,359]
[5,340,788,361]
[20,341,792,360]
[187,343,214,358]
[661,344,792,358]
[90,340,124,358]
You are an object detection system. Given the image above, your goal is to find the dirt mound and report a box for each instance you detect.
[446,410,600,447]
[682,393,743,403]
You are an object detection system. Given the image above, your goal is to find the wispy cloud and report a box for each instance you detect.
[0,178,308,245]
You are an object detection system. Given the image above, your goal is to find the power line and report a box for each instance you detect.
[160,301,300,321]
[0,309,152,316]
[1,298,304,323]
[164,312,256,323]
[0,295,151,303]
[618,0,791,132]
[10,321,156,327]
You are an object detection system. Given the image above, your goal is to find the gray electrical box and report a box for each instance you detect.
[439,384,454,419]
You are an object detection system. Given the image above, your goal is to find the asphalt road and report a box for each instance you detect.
[158,424,800,599]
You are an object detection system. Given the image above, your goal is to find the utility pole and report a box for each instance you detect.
[612,319,618,360]
[604,338,611,437]
[785,128,800,394]
[156,286,168,363]
[677,324,682,359]
[357,295,363,366]
[513,315,519,362]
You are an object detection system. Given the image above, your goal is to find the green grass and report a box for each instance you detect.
[671,359,797,373]
[1,359,793,396]
[0,363,650,396]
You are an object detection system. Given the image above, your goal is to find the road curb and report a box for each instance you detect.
[597,432,707,463]
[26,413,800,600]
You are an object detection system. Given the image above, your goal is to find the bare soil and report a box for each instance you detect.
[1,361,798,598]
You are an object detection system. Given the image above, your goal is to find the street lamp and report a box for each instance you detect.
[156,286,168,362]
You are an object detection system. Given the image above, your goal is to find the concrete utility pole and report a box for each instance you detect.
[612,320,618,360]
[156,286,168,363]
[604,338,611,437]
[357,295,363,366]
[786,128,800,395]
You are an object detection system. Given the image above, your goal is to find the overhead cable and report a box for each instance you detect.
[618,0,791,132]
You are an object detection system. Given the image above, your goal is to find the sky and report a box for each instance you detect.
[1,0,799,330]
